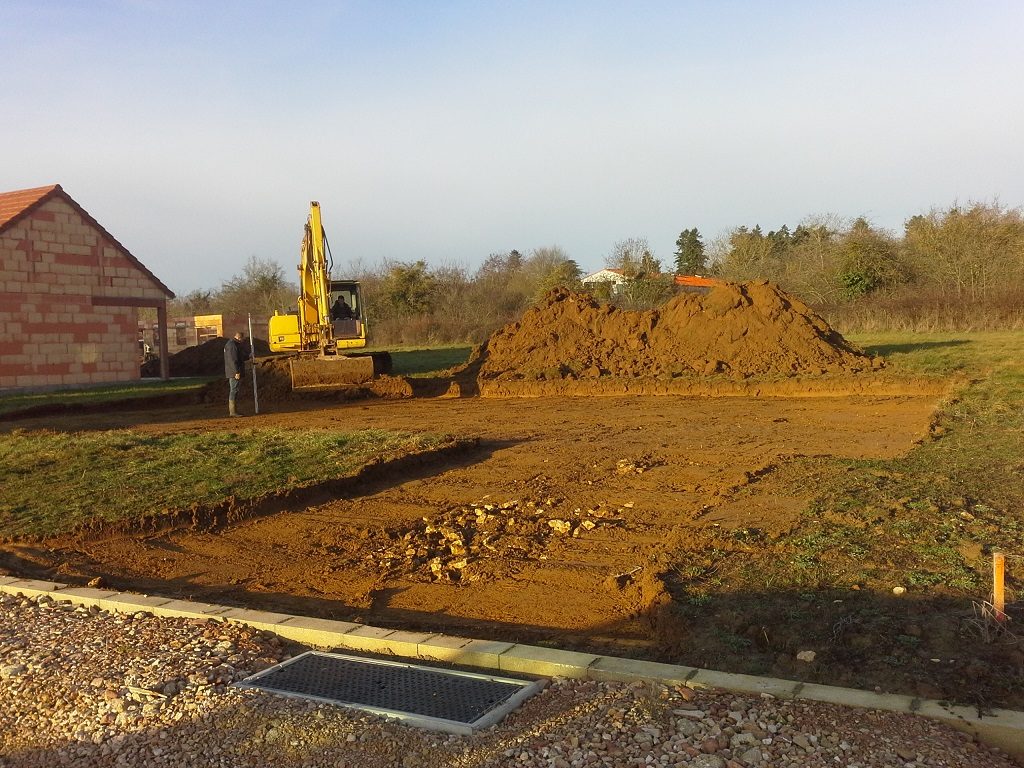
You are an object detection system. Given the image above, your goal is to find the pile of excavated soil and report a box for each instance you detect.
[472,281,878,382]
[141,337,272,378]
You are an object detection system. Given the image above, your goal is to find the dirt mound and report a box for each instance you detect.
[473,281,877,382]
[198,356,413,407]
[141,337,273,378]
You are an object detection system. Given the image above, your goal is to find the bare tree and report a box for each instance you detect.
[219,256,296,318]
[606,237,661,278]
[904,202,1024,302]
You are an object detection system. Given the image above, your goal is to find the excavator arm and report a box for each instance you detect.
[296,201,336,355]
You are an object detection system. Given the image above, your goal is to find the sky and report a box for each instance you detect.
[2,1,1022,295]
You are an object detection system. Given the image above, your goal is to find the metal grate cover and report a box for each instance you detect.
[236,651,546,734]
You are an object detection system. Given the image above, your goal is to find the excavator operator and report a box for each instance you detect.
[331,295,354,321]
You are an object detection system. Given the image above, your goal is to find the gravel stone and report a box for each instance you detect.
[0,591,1019,767]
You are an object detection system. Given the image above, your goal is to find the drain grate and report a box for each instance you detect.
[236,651,546,734]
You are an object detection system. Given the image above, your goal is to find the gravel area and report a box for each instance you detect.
[0,592,1019,767]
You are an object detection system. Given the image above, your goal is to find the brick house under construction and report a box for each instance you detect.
[0,184,174,389]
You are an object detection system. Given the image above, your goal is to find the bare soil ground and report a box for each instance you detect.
[0,387,954,699]
[5,288,1018,708]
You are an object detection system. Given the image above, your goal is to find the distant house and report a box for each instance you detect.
[0,184,174,389]
[674,274,722,294]
[581,268,628,293]
[582,268,722,297]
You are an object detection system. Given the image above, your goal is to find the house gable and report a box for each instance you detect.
[0,184,174,389]
[0,184,174,299]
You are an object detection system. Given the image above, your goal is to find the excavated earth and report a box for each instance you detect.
[3,282,999,709]
[475,283,877,383]
[141,337,272,378]
[0,390,955,699]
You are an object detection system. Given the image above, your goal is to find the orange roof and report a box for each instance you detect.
[674,274,720,287]
[0,184,59,230]
[0,183,174,298]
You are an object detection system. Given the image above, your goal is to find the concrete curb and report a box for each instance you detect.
[3,577,1022,761]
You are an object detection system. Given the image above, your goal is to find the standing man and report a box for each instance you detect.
[224,331,246,417]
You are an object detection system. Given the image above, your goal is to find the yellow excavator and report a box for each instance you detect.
[268,202,390,390]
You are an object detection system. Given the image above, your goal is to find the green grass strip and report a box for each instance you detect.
[0,428,450,537]
[0,378,214,416]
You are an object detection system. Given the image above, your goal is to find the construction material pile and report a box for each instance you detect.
[366,499,623,583]
[474,281,875,382]
[141,337,272,378]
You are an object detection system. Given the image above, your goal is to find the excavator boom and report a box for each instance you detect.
[297,202,335,354]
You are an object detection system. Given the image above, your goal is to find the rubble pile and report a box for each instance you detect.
[368,499,626,583]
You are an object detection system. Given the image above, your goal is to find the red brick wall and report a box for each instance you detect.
[0,198,168,389]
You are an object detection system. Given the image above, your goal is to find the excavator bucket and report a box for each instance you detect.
[288,354,376,391]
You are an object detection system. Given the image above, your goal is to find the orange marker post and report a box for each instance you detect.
[992,551,1006,623]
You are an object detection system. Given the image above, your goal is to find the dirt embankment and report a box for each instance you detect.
[473,281,879,383]
[141,337,273,378]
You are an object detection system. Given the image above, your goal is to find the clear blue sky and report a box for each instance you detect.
[3,1,1022,294]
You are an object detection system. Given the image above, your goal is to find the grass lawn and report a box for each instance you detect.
[0,428,453,538]
[0,378,214,416]
[372,345,474,377]
[849,330,1024,376]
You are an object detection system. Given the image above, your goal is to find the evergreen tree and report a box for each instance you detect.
[673,228,706,275]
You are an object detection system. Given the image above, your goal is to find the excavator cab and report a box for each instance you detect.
[328,281,362,342]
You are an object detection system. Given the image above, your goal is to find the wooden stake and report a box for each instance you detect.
[993,551,1006,623]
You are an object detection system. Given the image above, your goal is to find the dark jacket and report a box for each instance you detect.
[224,338,246,378]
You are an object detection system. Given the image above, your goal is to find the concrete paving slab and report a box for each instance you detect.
[0,576,22,588]
[795,682,915,712]
[688,669,800,699]
[274,616,361,648]
[431,639,514,668]
[373,630,436,658]
[49,587,120,608]
[151,599,233,620]
[331,624,397,653]
[498,645,598,678]
[98,593,174,613]
[220,608,295,631]
[1,579,66,599]
[588,657,697,685]
[416,634,474,662]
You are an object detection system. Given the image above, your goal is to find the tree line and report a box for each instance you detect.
[711,202,1024,330]
[169,200,1024,345]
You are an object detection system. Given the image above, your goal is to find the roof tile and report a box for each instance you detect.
[0,184,59,230]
